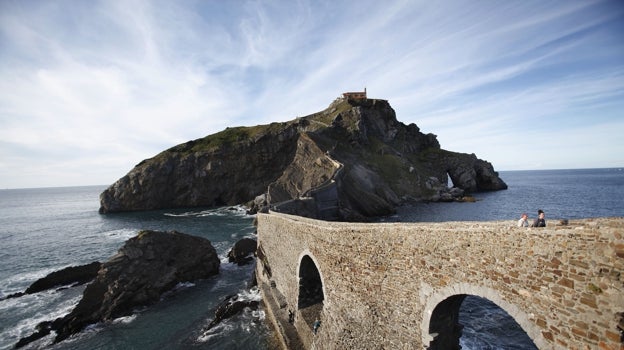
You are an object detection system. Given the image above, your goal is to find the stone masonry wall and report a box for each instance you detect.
[256,213,624,350]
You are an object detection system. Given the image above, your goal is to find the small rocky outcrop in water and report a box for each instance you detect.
[3,262,101,300]
[203,294,260,331]
[15,230,220,347]
[227,238,257,265]
[99,97,507,220]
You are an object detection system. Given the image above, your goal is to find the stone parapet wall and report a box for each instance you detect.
[256,213,624,350]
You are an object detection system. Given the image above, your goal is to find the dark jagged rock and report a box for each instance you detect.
[14,318,64,348]
[204,294,259,331]
[4,291,25,300]
[3,262,101,301]
[26,262,101,294]
[227,238,257,265]
[54,230,220,342]
[99,97,507,220]
[14,230,220,347]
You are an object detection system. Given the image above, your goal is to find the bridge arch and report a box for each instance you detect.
[257,214,623,349]
[296,250,325,327]
[421,283,545,349]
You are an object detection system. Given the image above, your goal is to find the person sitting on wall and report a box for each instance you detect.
[517,213,529,227]
[531,209,546,227]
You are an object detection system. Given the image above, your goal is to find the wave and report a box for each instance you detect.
[164,205,253,218]
[237,286,262,302]
[102,228,137,241]
[0,266,74,297]
[174,281,196,290]
[0,287,85,349]
[459,295,537,349]
[195,288,265,345]
[251,309,265,321]
[219,254,230,265]
[112,314,137,325]
[218,257,257,274]
[230,228,257,239]
[161,281,197,298]
[197,320,236,343]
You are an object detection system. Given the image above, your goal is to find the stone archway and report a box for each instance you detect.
[422,284,545,349]
[427,293,539,349]
[459,295,538,349]
[447,170,455,188]
[428,294,466,350]
[297,254,324,327]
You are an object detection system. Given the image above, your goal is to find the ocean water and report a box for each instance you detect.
[391,167,624,222]
[0,168,622,349]
[0,187,270,350]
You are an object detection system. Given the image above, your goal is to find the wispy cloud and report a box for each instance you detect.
[1,0,623,188]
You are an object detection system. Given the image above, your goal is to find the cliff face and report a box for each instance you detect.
[99,98,507,220]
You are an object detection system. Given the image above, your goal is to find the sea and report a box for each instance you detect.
[1,168,622,350]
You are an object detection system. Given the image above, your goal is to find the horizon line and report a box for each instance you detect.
[2,166,622,191]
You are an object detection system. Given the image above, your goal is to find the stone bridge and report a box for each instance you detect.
[255,213,624,350]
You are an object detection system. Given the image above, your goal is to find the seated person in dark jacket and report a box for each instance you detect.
[532,209,546,227]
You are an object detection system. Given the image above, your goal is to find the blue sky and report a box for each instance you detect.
[1,0,623,188]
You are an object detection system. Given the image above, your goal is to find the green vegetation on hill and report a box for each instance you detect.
[156,98,364,160]
[307,99,353,126]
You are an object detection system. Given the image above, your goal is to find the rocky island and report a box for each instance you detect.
[99,95,507,221]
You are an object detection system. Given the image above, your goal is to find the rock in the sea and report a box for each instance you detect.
[51,230,220,343]
[99,97,507,220]
[227,238,257,265]
[14,318,65,348]
[26,262,101,294]
[3,262,101,301]
[204,294,259,331]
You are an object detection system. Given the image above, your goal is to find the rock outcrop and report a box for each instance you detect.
[100,97,507,220]
[18,230,220,346]
[3,262,101,300]
[55,230,219,342]
[227,238,257,265]
[203,294,260,331]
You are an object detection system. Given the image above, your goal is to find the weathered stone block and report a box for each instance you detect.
[558,277,575,289]
[580,295,598,309]
[571,327,587,337]
[605,330,621,342]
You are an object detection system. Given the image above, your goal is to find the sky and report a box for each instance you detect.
[1,0,623,189]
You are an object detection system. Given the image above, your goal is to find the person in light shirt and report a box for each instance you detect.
[517,213,529,227]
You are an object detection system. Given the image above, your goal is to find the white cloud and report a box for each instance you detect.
[0,0,623,188]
